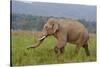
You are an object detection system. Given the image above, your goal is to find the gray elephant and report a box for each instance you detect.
[27,18,90,56]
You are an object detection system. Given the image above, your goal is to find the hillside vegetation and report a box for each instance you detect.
[11,14,96,33]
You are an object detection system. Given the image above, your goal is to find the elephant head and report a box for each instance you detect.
[39,18,59,40]
[27,18,59,49]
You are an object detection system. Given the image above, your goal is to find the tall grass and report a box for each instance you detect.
[11,31,96,66]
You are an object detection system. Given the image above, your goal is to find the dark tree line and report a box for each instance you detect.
[78,19,96,33]
[11,13,96,33]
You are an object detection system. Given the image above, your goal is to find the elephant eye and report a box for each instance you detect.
[45,26,48,30]
[44,25,52,31]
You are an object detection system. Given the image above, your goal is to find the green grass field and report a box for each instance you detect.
[11,31,96,66]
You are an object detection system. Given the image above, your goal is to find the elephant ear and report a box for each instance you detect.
[52,22,59,33]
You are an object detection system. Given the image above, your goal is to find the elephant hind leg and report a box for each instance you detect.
[82,43,90,56]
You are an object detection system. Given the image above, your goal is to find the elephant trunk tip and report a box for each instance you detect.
[26,45,37,49]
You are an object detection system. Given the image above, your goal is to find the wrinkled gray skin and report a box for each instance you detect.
[27,18,90,56]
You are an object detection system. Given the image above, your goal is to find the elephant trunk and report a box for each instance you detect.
[31,39,43,48]
[38,30,47,41]
[27,34,46,49]
[35,35,46,47]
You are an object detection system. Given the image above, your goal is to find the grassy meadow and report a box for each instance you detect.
[11,31,96,66]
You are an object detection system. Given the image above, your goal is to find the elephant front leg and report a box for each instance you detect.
[54,40,66,54]
[54,46,59,54]
[60,47,64,54]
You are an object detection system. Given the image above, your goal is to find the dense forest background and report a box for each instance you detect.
[11,13,96,33]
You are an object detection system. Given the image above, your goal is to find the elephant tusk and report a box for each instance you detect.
[38,36,46,41]
[27,35,46,49]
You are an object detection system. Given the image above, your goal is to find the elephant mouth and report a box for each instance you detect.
[38,35,46,41]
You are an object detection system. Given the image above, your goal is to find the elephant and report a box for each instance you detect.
[27,18,90,56]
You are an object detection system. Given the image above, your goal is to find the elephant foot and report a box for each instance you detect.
[54,46,64,54]
[54,47,59,54]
